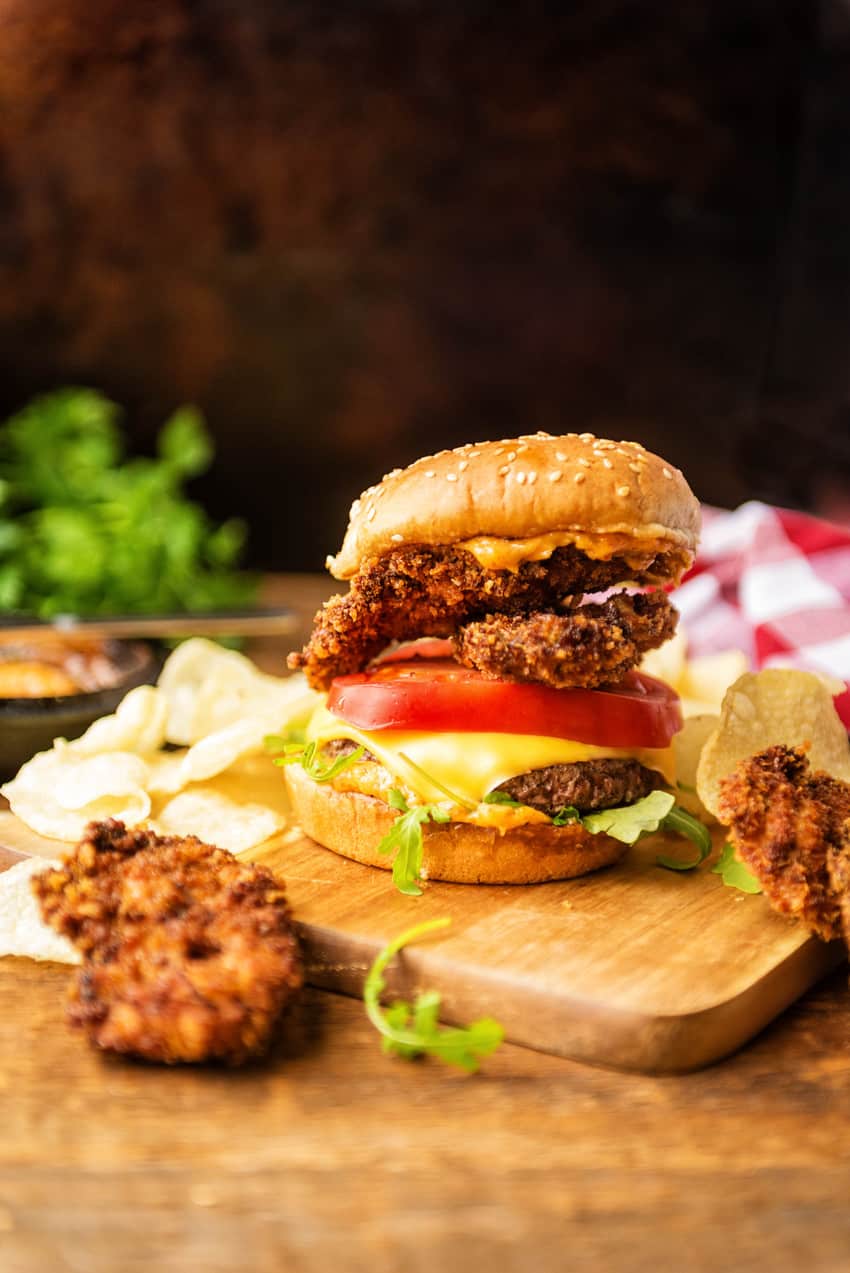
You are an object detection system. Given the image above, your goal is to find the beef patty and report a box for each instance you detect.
[318,740,662,816]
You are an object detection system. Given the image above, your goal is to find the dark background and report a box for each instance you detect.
[0,0,847,570]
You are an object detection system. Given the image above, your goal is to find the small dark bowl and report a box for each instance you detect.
[0,640,160,781]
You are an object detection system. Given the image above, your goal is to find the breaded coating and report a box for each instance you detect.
[289,543,675,690]
[34,820,302,1065]
[453,591,677,689]
[717,745,850,943]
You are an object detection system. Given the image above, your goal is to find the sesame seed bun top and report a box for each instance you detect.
[327,432,701,583]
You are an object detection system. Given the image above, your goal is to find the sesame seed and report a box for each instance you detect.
[574,472,586,485]
[458,460,468,472]
[527,471,537,484]
[616,485,630,497]
[515,472,527,485]
[493,447,505,456]
[424,470,435,478]
[579,433,595,442]
[390,533,403,542]
[578,457,591,468]
[468,450,480,458]
[446,472,458,482]
[555,451,566,462]
[367,506,376,521]
[498,464,510,476]
[629,462,642,473]
[506,451,517,461]
[548,470,562,482]
[662,467,673,479]
[602,458,613,469]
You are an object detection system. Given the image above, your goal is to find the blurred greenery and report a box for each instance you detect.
[0,388,257,617]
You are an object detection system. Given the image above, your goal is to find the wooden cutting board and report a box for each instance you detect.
[0,809,842,1074]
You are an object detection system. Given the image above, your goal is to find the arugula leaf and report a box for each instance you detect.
[655,805,714,871]
[397,751,476,811]
[711,843,763,894]
[582,789,675,845]
[552,805,581,826]
[363,918,504,1071]
[482,791,524,807]
[272,740,365,783]
[376,790,450,896]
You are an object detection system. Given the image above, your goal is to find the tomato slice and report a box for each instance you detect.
[328,644,682,749]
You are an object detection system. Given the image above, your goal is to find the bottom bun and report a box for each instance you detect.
[284,764,628,884]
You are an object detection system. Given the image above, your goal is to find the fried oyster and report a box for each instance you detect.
[34,819,302,1065]
[287,542,678,691]
[718,745,850,944]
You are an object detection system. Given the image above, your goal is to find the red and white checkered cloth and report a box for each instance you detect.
[675,502,850,728]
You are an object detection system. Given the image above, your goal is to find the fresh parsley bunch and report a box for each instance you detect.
[0,388,257,616]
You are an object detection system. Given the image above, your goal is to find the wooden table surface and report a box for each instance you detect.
[3,574,850,1273]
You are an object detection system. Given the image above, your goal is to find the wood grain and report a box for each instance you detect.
[1,960,850,1273]
[1,578,850,1269]
[1,807,841,1074]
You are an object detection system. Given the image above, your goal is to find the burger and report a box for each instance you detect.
[285,432,701,891]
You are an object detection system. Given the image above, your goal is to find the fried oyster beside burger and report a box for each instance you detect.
[285,432,705,889]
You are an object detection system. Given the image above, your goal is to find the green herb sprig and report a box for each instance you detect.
[376,790,450,896]
[397,751,476,811]
[654,803,714,870]
[0,389,256,616]
[711,843,763,894]
[583,789,677,844]
[482,791,524,808]
[363,918,504,1071]
[271,739,365,783]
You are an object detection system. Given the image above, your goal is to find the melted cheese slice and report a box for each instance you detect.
[307,703,676,808]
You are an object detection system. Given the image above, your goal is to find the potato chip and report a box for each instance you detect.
[177,713,288,786]
[1,747,150,840]
[158,639,264,745]
[199,753,293,816]
[696,669,850,819]
[54,752,149,810]
[4,635,317,850]
[157,638,313,746]
[70,685,169,757]
[640,627,687,690]
[145,749,190,796]
[672,714,719,821]
[151,787,283,854]
[679,650,749,714]
[0,857,80,965]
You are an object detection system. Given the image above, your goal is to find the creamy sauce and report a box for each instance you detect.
[455,528,683,574]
